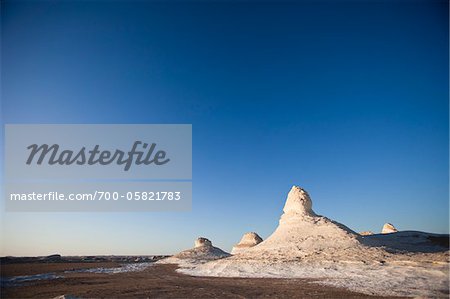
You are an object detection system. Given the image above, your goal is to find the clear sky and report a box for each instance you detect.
[1,0,448,256]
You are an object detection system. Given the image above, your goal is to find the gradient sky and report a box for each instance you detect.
[1,0,448,256]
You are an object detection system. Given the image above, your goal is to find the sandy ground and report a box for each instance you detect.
[1,262,405,298]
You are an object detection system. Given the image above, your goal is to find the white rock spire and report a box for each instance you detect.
[282,186,317,216]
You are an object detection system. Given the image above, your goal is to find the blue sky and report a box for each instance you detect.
[1,0,448,256]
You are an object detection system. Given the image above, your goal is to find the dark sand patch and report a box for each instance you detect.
[1,262,405,298]
[1,262,120,277]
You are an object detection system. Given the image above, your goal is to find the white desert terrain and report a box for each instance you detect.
[163,186,449,298]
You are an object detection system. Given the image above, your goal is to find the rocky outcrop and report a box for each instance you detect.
[382,223,398,234]
[231,232,263,254]
[281,186,317,216]
[250,186,361,256]
[195,237,212,248]
[360,231,374,236]
[159,237,230,264]
[43,254,62,261]
[176,186,450,298]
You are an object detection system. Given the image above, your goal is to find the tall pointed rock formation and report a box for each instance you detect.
[243,186,361,257]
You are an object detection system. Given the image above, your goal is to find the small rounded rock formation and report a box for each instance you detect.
[360,231,374,236]
[195,237,212,248]
[160,237,230,264]
[382,223,398,234]
[231,232,263,254]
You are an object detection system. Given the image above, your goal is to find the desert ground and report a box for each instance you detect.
[1,261,405,299]
[2,187,448,298]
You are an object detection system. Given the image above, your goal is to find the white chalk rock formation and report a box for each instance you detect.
[176,186,450,298]
[382,223,398,234]
[282,186,317,216]
[231,232,263,254]
[360,231,374,236]
[246,186,361,257]
[159,237,230,265]
[195,237,212,248]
